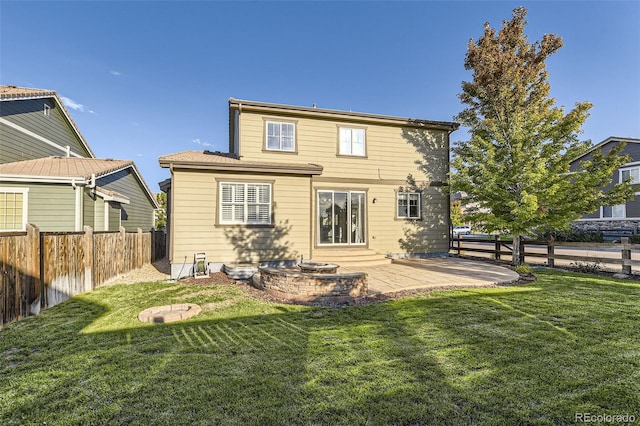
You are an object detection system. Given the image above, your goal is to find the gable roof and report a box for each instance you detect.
[0,156,159,208]
[228,98,460,131]
[571,136,640,163]
[0,85,96,158]
[159,150,323,175]
[0,156,133,180]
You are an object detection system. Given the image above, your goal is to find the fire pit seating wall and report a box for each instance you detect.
[257,262,367,303]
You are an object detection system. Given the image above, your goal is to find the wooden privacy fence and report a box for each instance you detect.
[451,235,640,274]
[1,224,166,328]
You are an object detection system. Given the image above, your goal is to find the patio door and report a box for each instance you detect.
[317,191,366,245]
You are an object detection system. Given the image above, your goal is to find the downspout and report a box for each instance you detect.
[168,163,175,264]
[446,127,456,245]
[71,178,83,231]
[236,102,242,158]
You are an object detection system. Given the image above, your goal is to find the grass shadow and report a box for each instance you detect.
[1,271,639,424]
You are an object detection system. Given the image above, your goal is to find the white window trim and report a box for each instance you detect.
[397,192,421,219]
[601,204,626,219]
[44,104,51,117]
[338,127,366,156]
[619,166,640,184]
[219,182,272,225]
[265,121,295,152]
[0,187,29,231]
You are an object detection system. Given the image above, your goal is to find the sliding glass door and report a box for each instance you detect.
[318,191,366,246]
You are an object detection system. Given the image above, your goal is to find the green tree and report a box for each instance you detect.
[450,200,464,227]
[155,192,167,229]
[450,6,632,265]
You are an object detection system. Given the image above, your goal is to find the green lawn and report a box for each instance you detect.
[1,270,639,425]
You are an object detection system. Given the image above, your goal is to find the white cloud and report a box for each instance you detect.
[192,138,212,147]
[110,70,121,76]
[60,96,86,112]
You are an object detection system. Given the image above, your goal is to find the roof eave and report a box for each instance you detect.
[159,159,323,176]
[571,136,640,164]
[0,174,87,184]
[228,98,459,131]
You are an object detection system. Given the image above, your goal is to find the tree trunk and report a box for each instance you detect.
[512,234,522,266]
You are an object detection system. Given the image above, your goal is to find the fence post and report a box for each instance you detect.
[83,226,94,290]
[457,234,461,256]
[137,228,143,269]
[151,228,156,262]
[621,237,631,275]
[25,224,41,313]
[119,226,126,275]
[547,240,555,268]
[494,235,500,260]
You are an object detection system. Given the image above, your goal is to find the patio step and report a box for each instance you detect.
[310,248,391,267]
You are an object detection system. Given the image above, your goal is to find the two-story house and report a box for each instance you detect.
[159,98,458,278]
[571,136,640,235]
[0,85,158,232]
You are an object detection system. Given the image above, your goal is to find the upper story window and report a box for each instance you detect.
[397,192,421,219]
[0,188,28,231]
[43,104,51,117]
[220,182,272,225]
[339,127,366,156]
[621,166,640,184]
[266,121,295,152]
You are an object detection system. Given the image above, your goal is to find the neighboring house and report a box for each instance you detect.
[0,157,153,232]
[160,98,458,278]
[0,85,158,232]
[571,136,640,234]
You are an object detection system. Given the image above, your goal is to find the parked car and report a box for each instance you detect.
[452,225,472,235]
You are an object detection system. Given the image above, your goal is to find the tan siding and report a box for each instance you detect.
[170,170,312,264]
[310,182,449,255]
[169,107,451,264]
[238,112,449,182]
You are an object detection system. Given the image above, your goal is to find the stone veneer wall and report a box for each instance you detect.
[257,267,368,303]
[572,220,640,233]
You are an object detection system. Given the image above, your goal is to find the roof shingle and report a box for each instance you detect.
[159,150,323,175]
[0,85,57,100]
[0,157,133,179]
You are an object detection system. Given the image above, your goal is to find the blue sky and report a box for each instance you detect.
[2,1,639,191]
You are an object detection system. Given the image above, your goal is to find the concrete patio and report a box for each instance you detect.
[341,257,520,295]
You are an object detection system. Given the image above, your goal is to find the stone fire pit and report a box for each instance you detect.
[256,262,367,304]
[298,261,338,274]
[138,303,202,323]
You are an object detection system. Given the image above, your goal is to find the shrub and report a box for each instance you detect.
[569,261,602,274]
[539,229,604,243]
[515,265,533,275]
